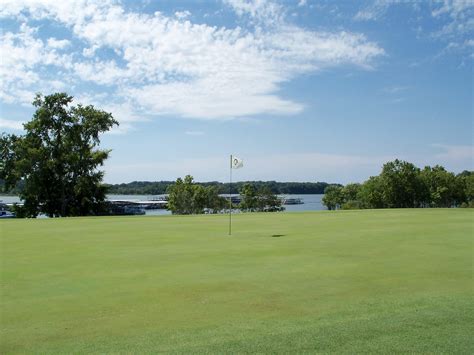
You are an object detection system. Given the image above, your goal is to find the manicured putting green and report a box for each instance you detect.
[1,209,473,353]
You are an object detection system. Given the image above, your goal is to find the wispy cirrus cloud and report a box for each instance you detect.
[354,0,473,60]
[431,0,474,57]
[354,0,402,21]
[0,0,384,131]
[355,1,473,38]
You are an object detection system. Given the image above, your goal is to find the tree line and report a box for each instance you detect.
[105,180,333,195]
[322,160,474,210]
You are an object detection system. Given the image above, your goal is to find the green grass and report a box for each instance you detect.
[1,209,473,353]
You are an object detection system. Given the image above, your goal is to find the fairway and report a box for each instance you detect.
[1,209,473,353]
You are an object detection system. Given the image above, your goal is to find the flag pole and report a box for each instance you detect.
[229,154,232,235]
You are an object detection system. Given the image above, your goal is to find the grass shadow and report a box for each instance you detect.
[271,234,286,238]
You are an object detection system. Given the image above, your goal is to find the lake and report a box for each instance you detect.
[0,194,326,216]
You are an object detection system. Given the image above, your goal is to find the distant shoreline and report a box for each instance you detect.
[105,181,339,195]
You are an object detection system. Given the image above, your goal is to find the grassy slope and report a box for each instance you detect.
[1,209,473,353]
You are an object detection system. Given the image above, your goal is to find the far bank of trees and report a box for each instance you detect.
[104,181,334,195]
[323,160,473,210]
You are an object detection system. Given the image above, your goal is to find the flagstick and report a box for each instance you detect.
[229,154,232,236]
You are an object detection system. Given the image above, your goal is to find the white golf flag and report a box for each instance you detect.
[231,155,243,169]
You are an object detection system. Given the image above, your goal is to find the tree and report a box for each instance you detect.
[342,183,361,201]
[322,185,344,210]
[0,93,118,217]
[239,183,258,211]
[167,175,196,214]
[357,176,385,209]
[456,171,474,207]
[0,133,22,191]
[258,186,284,212]
[420,165,459,207]
[204,186,227,213]
[379,159,426,208]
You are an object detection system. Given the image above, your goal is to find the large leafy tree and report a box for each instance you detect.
[357,176,385,209]
[342,183,361,202]
[379,159,427,208]
[456,170,474,207]
[167,175,200,214]
[259,186,284,212]
[204,185,228,213]
[0,93,118,217]
[420,165,460,207]
[322,185,344,210]
[239,183,258,211]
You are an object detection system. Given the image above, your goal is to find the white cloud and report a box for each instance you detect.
[432,0,474,19]
[354,0,400,21]
[223,0,284,25]
[0,0,384,127]
[175,10,191,19]
[73,60,129,86]
[0,118,24,130]
[0,23,73,105]
[430,1,474,58]
[355,0,473,59]
[46,37,70,49]
[298,0,307,7]
[82,45,99,58]
[73,94,146,134]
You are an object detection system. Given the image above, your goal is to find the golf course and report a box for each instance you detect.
[1,209,473,353]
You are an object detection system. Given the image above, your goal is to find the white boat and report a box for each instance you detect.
[281,197,304,205]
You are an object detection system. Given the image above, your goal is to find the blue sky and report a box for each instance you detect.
[0,0,472,184]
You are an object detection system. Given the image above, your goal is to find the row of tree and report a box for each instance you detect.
[105,180,333,195]
[166,176,284,214]
[322,160,474,210]
[167,175,227,214]
[239,184,284,212]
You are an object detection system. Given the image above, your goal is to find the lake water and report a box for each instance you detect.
[0,194,326,216]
